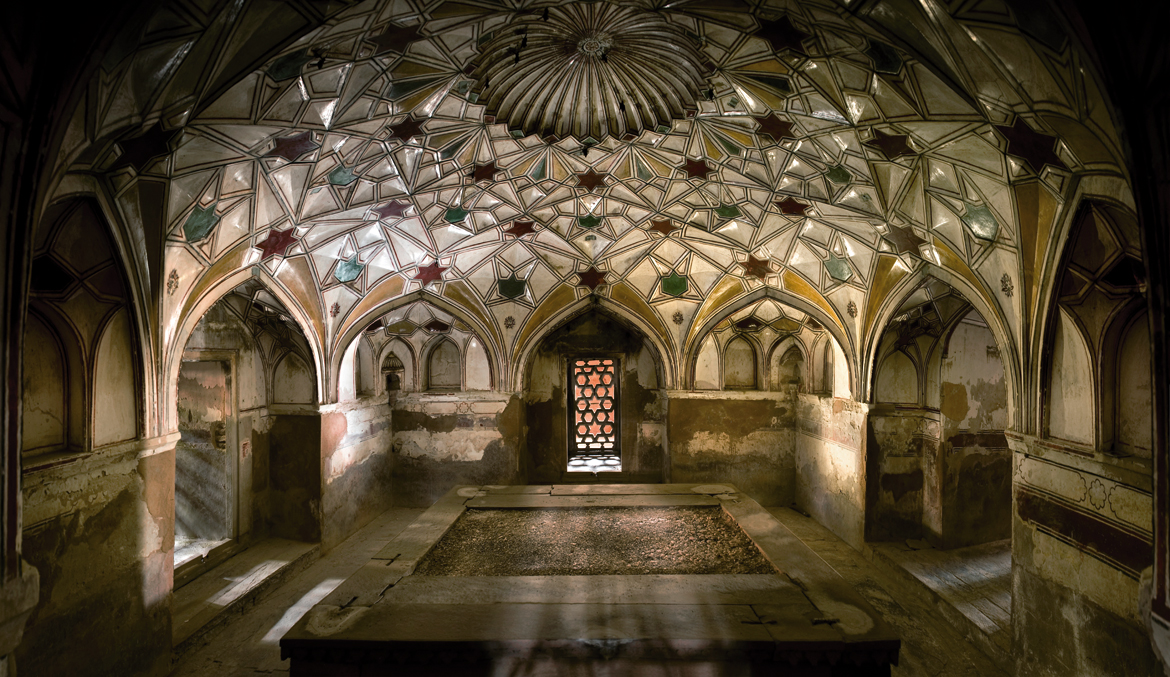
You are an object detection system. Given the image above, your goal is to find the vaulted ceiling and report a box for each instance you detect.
[54,0,1133,393]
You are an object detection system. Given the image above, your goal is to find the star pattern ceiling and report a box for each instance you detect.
[129,0,1110,373]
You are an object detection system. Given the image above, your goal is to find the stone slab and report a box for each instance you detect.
[283,484,900,673]
[465,494,721,508]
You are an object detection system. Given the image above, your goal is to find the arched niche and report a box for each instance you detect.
[1115,312,1151,457]
[379,338,415,393]
[274,353,315,404]
[723,336,757,389]
[465,336,492,391]
[875,351,919,405]
[694,335,720,390]
[92,307,139,447]
[21,312,67,453]
[1046,307,1094,445]
[523,308,666,483]
[769,339,807,392]
[427,339,462,391]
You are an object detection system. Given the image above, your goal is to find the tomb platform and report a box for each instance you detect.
[280,484,900,675]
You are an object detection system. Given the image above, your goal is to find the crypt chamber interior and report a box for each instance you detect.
[1,0,1169,674]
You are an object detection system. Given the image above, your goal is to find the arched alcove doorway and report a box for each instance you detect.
[524,309,665,483]
[174,279,319,578]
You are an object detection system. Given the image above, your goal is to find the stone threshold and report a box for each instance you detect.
[864,540,1012,673]
[172,537,318,661]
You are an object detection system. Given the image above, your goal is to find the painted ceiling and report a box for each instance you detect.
[74,0,1130,390]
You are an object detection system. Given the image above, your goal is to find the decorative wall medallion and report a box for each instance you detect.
[672,311,684,325]
[847,300,857,318]
[167,269,179,295]
[504,316,515,329]
[1001,273,1014,297]
[330,302,341,317]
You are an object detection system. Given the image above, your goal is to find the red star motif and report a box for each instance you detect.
[741,255,773,280]
[648,219,680,236]
[576,169,608,192]
[995,118,1066,172]
[388,116,426,142]
[110,123,179,171]
[756,16,811,55]
[883,224,927,255]
[413,262,447,285]
[504,220,537,238]
[256,228,298,260]
[682,158,714,180]
[576,266,607,291]
[775,197,810,215]
[471,162,498,183]
[754,114,797,143]
[864,129,916,159]
[366,23,424,56]
[371,200,410,220]
[264,131,319,162]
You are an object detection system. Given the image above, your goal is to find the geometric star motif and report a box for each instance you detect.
[255,228,299,260]
[110,123,179,172]
[755,16,810,55]
[576,169,608,192]
[648,219,680,236]
[864,129,916,159]
[682,158,714,180]
[371,200,411,220]
[388,116,426,143]
[504,220,537,238]
[576,266,607,291]
[741,255,773,280]
[754,114,797,144]
[413,261,447,286]
[883,223,927,255]
[366,23,424,56]
[995,117,1066,172]
[264,131,319,162]
[472,162,498,183]
[774,197,810,216]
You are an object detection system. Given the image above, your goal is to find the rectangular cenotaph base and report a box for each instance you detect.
[280,484,900,676]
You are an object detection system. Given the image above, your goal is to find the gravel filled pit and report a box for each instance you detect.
[414,507,777,576]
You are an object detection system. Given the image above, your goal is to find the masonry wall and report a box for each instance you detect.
[319,398,394,550]
[667,391,797,506]
[796,394,869,550]
[390,392,522,507]
[18,436,177,677]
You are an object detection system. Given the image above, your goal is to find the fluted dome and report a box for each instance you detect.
[471,2,708,140]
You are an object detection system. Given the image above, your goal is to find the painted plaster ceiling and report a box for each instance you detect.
[77,0,1128,380]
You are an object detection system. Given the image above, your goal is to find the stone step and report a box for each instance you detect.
[864,542,1013,673]
[172,538,318,661]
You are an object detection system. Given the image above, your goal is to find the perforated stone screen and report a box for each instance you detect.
[569,358,619,457]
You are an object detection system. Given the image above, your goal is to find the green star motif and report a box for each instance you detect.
[661,271,688,297]
[334,255,364,283]
[184,204,220,242]
[497,274,526,299]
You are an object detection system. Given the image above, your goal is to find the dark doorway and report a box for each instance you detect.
[175,359,235,568]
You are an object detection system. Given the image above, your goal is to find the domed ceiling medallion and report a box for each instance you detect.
[471,2,708,140]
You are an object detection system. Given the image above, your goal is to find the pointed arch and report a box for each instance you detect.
[329,290,501,400]
[163,268,325,431]
[513,297,675,391]
[683,286,856,393]
[862,270,1020,429]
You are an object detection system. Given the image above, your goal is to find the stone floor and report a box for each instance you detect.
[171,505,1009,676]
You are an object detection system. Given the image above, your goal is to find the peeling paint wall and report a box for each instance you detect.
[19,442,176,677]
[865,410,936,541]
[667,392,795,506]
[796,394,869,550]
[391,393,522,507]
[319,399,394,550]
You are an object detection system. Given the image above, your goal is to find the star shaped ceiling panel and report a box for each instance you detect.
[147,0,1106,372]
